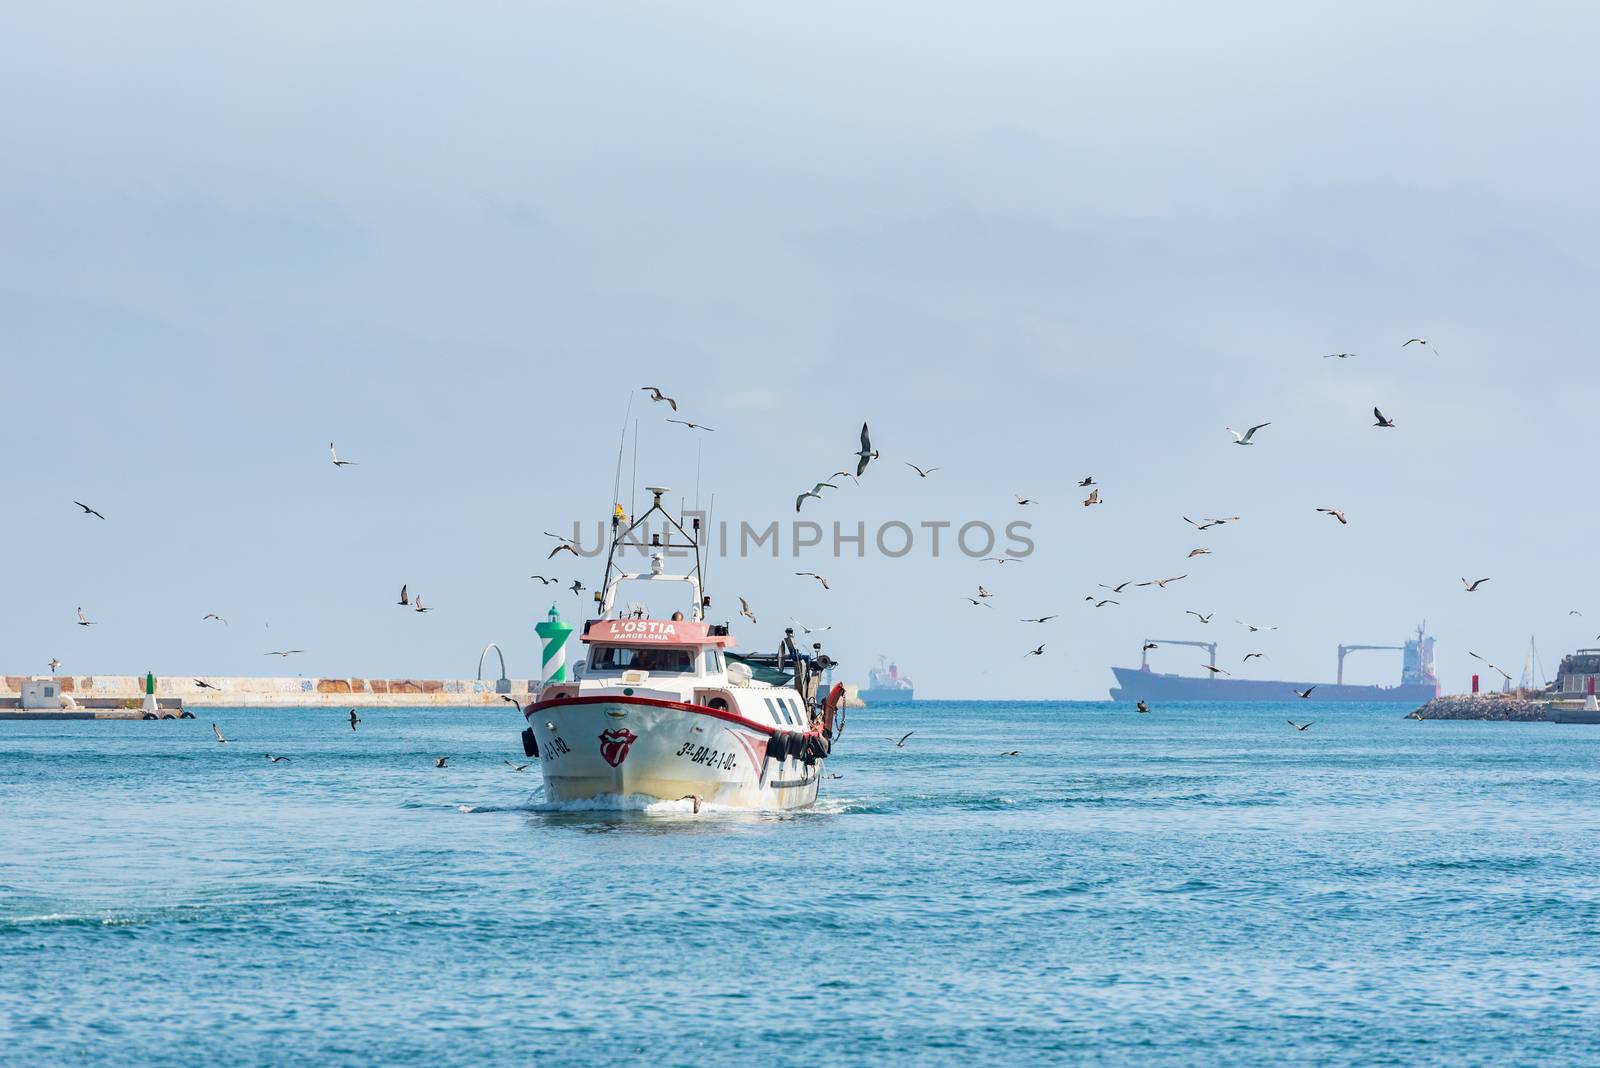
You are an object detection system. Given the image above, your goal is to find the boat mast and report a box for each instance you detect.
[597,486,707,622]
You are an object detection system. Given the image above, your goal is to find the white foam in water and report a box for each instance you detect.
[529,793,772,815]
[458,792,835,816]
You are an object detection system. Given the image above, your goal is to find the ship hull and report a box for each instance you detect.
[859,687,914,704]
[527,697,821,809]
[1109,667,1438,703]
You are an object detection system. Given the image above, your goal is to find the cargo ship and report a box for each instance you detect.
[859,657,914,704]
[1108,623,1439,703]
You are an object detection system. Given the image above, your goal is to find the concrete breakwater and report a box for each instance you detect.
[2,675,536,709]
[1412,694,1551,721]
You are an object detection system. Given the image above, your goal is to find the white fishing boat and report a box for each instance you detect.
[521,487,845,809]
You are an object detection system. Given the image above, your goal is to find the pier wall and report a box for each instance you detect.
[1,675,536,708]
[1412,693,1550,721]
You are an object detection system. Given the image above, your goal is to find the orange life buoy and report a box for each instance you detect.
[821,683,845,736]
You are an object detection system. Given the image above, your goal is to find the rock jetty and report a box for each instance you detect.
[1412,694,1550,721]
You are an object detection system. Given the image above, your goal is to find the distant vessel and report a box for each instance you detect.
[1109,623,1439,703]
[860,657,914,704]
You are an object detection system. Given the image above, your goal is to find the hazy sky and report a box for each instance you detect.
[5,2,1598,698]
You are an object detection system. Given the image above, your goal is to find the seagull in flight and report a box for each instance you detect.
[982,557,1022,565]
[1373,407,1396,428]
[895,731,915,748]
[1137,575,1187,589]
[739,597,757,624]
[202,613,227,625]
[1324,352,1356,359]
[264,753,289,763]
[73,501,106,520]
[194,679,219,690]
[264,650,303,657]
[795,572,830,590]
[434,756,450,768]
[329,442,357,467]
[1078,477,1095,487]
[569,581,585,597]
[641,386,678,411]
[963,597,994,608]
[1184,516,1239,531]
[1402,338,1441,356]
[1293,687,1316,700]
[212,723,228,743]
[1142,642,1158,652]
[1000,750,1021,757]
[1187,548,1211,558]
[49,658,61,673]
[1316,508,1348,525]
[1243,652,1266,662]
[1024,644,1046,657]
[796,482,837,512]
[1093,599,1119,608]
[790,619,832,634]
[977,586,993,599]
[1227,423,1271,446]
[76,607,96,626]
[1082,488,1101,507]
[1185,611,1213,623]
[1461,577,1490,592]
[548,541,579,559]
[504,760,532,772]
[1020,615,1057,623]
[1468,651,1513,682]
[665,418,713,431]
[530,575,559,586]
[414,595,432,613]
[1015,494,1033,505]
[1287,719,1314,730]
[349,709,361,731]
[1136,700,1150,713]
[856,424,879,476]
[1238,621,1278,632]
[397,584,410,605]
[1100,581,1133,593]
[905,462,940,478]
[1201,664,1230,675]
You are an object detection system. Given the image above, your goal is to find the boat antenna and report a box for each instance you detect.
[701,491,716,599]
[610,391,634,530]
[629,418,639,543]
[694,437,703,516]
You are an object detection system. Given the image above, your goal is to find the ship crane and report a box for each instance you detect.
[1142,639,1217,672]
[1337,643,1404,685]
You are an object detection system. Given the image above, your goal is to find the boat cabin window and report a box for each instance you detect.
[589,645,695,674]
[765,697,793,726]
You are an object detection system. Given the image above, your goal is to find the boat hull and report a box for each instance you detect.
[526,696,821,809]
[1109,666,1438,704]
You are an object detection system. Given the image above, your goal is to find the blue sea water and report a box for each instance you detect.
[4,700,1600,1066]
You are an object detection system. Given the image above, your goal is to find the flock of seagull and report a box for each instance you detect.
[53,349,1520,760]
[58,441,436,675]
[642,341,1520,737]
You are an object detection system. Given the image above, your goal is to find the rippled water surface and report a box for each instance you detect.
[5,701,1600,1066]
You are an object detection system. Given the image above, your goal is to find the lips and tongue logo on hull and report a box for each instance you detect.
[598,728,638,768]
